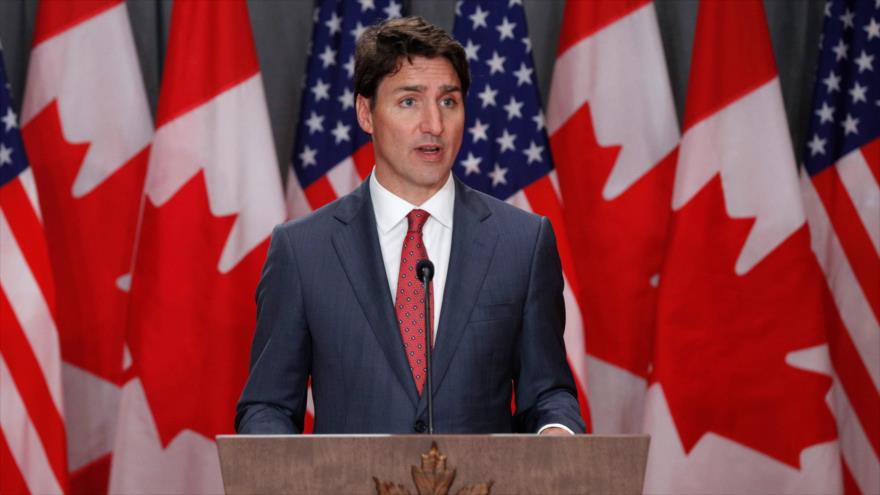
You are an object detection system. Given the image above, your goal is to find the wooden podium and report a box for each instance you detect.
[216,434,649,494]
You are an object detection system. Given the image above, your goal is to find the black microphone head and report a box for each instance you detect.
[416,259,435,282]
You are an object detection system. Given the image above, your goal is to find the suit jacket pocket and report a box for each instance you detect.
[469,302,519,322]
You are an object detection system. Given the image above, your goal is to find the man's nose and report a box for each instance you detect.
[419,103,444,136]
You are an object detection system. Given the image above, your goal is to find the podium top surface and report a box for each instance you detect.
[217,434,649,495]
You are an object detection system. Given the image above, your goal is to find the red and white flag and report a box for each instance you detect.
[546,0,679,433]
[20,1,153,492]
[1,44,68,495]
[108,1,285,492]
[644,1,841,492]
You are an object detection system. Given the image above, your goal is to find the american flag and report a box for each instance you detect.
[288,0,404,215]
[452,0,552,198]
[802,0,879,493]
[451,0,591,423]
[0,44,68,494]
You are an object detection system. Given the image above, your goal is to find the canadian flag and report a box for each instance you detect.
[546,0,678,434]
[643,1,841,492]
[108,0,285,492]
[20,1,152,492]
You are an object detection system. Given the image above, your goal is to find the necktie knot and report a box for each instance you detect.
[406,209,430,233]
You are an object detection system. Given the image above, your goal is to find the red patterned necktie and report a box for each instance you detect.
[395,209,433,395]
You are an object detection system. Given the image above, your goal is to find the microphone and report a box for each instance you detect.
[416,259,434,282]
[415,259,435,434]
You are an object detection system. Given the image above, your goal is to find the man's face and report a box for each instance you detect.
[356,56,464,204]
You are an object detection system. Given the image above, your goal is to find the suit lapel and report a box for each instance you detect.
[418,178,497,414]
[331,180,420,407]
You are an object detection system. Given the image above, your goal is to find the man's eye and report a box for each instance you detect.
[400,98,415,107]
[440,97,457,108]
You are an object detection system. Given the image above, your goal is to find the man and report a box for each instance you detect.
[235,16,584,435]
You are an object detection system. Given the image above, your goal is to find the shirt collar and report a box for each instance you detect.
[369,170,455,234]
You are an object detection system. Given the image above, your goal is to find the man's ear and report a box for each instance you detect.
[355,94,373,135]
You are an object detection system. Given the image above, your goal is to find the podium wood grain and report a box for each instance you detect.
[217,435,649,495]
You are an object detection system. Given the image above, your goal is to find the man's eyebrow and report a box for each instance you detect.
[393,85,426,93]
[392,84,462,93]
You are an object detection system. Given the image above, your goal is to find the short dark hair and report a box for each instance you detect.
[354,16,470,102]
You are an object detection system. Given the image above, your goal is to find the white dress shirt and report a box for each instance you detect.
[370,171,454,336]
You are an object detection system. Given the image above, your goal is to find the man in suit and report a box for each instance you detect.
[235,16,584,435]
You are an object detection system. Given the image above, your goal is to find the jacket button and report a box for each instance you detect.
[413,420,427,433]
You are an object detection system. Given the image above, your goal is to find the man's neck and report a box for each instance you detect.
[373,169,451,206]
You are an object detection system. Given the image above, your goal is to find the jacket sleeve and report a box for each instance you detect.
[513,217,586,434]
[235,224,311,434]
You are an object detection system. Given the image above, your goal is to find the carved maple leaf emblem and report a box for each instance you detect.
[22,101,148,384]
[653,176,837,467]
[374,443,493,495]
[550,101,675,377]
[126,170,268,446]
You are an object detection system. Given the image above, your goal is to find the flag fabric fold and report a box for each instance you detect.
[108,1,285,492]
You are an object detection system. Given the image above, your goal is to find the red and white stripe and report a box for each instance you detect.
[801,138,880,495]
[0,168,68,494]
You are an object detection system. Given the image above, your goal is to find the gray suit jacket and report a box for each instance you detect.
[235,176,584,434]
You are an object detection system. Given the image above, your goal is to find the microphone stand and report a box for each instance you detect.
[416,259,435,434]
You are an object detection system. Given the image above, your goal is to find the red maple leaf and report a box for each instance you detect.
[551,102,675,377]
[22,102,148,384]
[127,171,268,445]
[653,176,837,467]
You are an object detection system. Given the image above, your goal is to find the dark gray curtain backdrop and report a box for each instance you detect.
[0,0,825,184]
